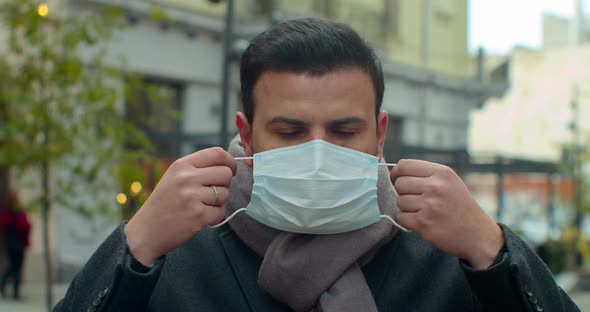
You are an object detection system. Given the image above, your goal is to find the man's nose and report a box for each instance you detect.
[309,127,327,141]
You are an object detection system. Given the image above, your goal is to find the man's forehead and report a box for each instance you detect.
[248,68,377,129]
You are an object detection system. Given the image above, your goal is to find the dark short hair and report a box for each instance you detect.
[240,17,384,124]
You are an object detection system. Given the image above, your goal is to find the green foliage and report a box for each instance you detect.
[0,0,160,220]
[149,6,170,23]
[537,239,570,274]
[560,141,590,214]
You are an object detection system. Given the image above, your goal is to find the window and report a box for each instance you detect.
[386,114,404,144]
[125,77,183,160]
[383,0,400,37]
[434,0,454,20]
[255,0,272,15]
[313,0,334,17]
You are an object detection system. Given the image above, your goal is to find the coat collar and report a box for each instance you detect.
[217,225,290,312]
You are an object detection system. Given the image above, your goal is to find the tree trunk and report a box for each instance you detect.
[41,172,54,310]
[42,157,53,311]
[42,94,54,310]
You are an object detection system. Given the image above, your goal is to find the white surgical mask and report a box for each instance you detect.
[212,139,408,234]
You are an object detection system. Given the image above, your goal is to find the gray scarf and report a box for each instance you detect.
[225,136,400,312]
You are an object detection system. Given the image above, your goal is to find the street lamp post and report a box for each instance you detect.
[571,85,583,268]
[268,0,278,25]
[219,0,235,148]
[215,0,277,148]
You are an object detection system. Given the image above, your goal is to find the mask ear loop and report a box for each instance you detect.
[380,215,411,232]
[210,208,247,228]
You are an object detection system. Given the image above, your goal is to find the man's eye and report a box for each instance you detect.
[333,129,356,137]
[278,130,303,138]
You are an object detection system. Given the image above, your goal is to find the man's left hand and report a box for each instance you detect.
[390,159,504,269]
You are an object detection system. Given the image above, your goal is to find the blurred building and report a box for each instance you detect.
[543,14,577,49]
[82,0,499,159]
[470,46,590,162]
[466,173,574,246]
[2,0,506,282]
[543,0,589,49]
[151,0,470,77]
[467,43,590,243]
[462,1,590,246]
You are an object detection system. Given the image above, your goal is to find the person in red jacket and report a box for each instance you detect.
[0,191,31,300]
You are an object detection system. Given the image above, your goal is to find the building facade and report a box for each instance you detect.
[467,43,590,244]
[470,46,590,162]
[542,0,589,49]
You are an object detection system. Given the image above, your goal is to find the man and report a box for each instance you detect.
[54,18,579,311]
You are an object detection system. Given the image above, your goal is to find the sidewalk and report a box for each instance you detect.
[0,283,68,312]
[1,282,590,311]
[571,291,590,310]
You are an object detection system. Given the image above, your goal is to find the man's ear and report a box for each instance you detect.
[236,112,253,166]
[377,111,388,159]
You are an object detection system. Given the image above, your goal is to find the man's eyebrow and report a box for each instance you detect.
[267,117,309,127]
[329,117,367,127]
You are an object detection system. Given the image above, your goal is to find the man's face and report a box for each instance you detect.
[236,68,387,159]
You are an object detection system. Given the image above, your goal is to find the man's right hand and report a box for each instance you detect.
[124,147,237,266]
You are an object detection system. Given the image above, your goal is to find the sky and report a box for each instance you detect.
[468,0,579,54]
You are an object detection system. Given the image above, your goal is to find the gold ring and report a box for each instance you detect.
[210,185,220,206]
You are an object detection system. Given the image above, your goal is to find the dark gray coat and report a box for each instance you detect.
[53,224,579,311]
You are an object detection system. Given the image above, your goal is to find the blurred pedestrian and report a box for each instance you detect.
[0,191,31,300]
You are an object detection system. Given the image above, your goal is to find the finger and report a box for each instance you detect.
[200,205,225,226]
[195,166,235,187]
[393,176,426,195]
[199,186,230,207]
[390,159,439,181]
[396,195,423,213]
[395,212,418,232]
[183,147,237,175]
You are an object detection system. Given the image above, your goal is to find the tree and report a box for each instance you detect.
[0,1,158,309]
